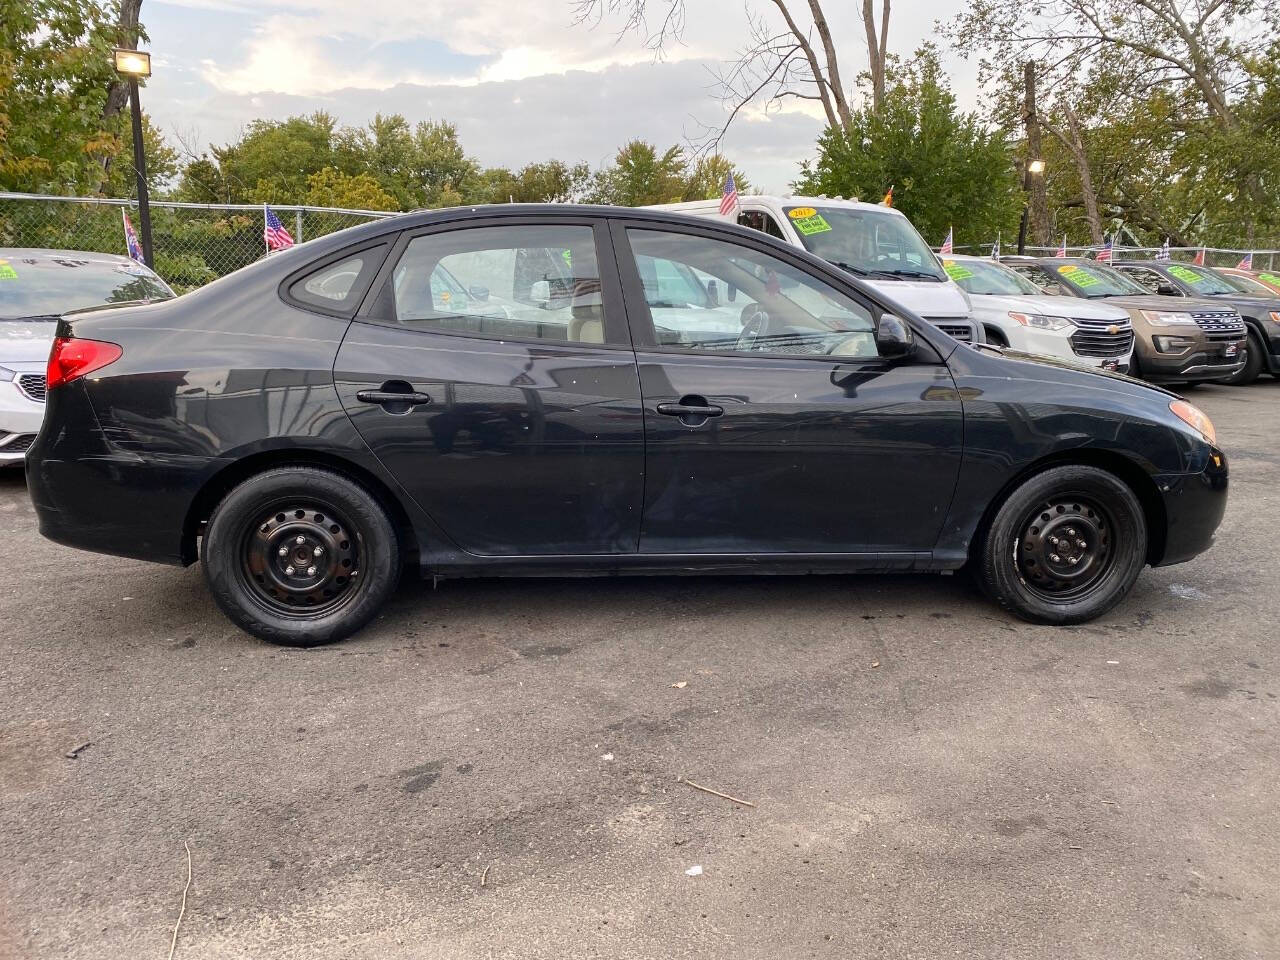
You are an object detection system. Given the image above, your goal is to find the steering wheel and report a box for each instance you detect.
[736,302,768,350]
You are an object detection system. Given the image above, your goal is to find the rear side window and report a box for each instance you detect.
[389,225,609,344]
[288,252,380,311]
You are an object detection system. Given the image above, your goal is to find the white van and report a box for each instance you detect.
[648,195,981,342]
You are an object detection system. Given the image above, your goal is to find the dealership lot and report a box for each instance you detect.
[1,381,1277,960]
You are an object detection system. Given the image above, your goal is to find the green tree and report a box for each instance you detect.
[210,112,339,204]
[303,167,398,210]
[104,112,179,198]
[682,154,751,201]
[0,0,139,193]
[477,160,593,204]
[795,47,1022,246]
[589,141,689,206]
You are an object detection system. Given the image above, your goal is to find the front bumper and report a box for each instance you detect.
[1136,338,1246,382]
[0,379,45,465]
[1153,444,1229,566]
[1004,326,1131,371]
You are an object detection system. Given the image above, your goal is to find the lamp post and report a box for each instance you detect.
[1016,158,1045,255]
[112,48,154,267]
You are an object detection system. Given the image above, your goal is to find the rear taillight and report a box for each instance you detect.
[47,336,123,390]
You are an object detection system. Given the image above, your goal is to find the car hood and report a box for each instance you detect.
[0,319,58,364]
[997,346,1180,399]
[864,278,970,319]
[1089,293,1238,313]
[968,293,1130,321]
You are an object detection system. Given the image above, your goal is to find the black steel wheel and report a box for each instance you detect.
[978,465,1147,624]
[201,466,400,646]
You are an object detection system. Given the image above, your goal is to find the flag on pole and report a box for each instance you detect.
[122,209,144,263]
[1156,238,1171,261]
[991,232,1001,260]
[939,226,953,256]
[1237,251,1254,270]
[881,185,894,207]
[1095,235,1114,263]
[718,172,739,218]
[263,204,295,251]
[1192,246,1206,266]
[1054,235,1067,258]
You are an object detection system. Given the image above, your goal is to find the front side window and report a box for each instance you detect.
[780,206,946,282]
[626,228,878,358]
[738,210,786,240]
[1118,266,1170,295]
[391,225,607,343]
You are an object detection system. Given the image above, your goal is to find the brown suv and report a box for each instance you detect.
[1002,257,1247,384]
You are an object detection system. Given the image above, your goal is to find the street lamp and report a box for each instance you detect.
[112,47,154,267]
[1016,157,1045,255]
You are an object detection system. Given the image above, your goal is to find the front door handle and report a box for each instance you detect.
[357,389,433,406]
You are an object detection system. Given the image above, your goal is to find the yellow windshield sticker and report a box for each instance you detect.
[792,213,832,236]
[942,260,974,281]
[1058,263,1101,288]
[0,260,16,280]
[1167,264,1204,284]
[787,207,817,219]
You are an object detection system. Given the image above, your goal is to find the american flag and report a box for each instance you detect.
[1192,246,1206,266]
[1095,236,1113,263]
[264,204,295,251]
[122,209,143,262]
[939,226,953,255]
[1054,235,1067,258]
[719,173,739,218]
[1237,251,1254,270]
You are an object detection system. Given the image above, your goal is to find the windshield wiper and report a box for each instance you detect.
[867,268,943,281]
[828,260,871,277]
[1,314,60,322]
[971,341,1006,355]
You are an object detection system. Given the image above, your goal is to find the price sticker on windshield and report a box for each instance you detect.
[1167,264,1204,284]
[1057,263,1101,288]
[791,212,832,236]
[942,260,974,281]
[0,260,16,280]
[1259,272,1280,287]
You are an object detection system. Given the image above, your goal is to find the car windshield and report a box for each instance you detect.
[942,258,1044,296]
[0,254,173,318]
[1162,263,1244,296]
[1050,261,1147,298]
[782,205,947,281]
[1221,272,1279,296]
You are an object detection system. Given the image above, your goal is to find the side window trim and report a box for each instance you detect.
[607,218,941,365]
[356,216,633,350]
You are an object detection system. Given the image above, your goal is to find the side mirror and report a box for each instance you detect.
[469,284,490,302]
[1156,282,1180,297]
[530,279,551,307]
[875,313,916,360]
[706,279,720,306]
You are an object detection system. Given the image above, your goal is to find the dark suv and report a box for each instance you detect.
[1113,259,1280,385]
[1003,257,1247,386]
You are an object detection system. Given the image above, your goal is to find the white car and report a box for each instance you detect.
[941,254,1134,372]
[648,195,982,343]
[0,248,174,465]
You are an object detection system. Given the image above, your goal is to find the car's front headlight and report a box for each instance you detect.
[1009,311,1075,331]
[1170,399,1216,444]
[1141,310,1198,326]
[1269,311,1280,325]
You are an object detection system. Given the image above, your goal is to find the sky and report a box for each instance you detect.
[140,0,978,194]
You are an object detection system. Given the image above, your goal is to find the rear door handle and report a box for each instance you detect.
[657,402,724,417]
[356,383,432,408]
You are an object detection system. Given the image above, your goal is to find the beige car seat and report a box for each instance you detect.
[567,279,604,343]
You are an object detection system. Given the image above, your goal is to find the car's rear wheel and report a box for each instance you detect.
[978,465,1147,624]
[201,466,400,646]
[1223,330,1263,386]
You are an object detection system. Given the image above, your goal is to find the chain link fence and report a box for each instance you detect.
[949,243,1280,269]
[0,192,397,292]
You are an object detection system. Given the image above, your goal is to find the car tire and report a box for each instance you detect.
[201,466,401,646]
[1224,331,1263,386]
[978,465,1147,625]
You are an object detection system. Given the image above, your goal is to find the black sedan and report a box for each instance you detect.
[26,206,1227,645]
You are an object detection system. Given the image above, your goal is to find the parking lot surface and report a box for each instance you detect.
[1,381,1278,960]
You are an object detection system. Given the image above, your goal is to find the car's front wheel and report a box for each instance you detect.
[1223,330,1263,386]
[201,466,401,646]
[978,465,1147,624]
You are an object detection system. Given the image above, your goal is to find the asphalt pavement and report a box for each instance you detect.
[1,380,1278,959]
